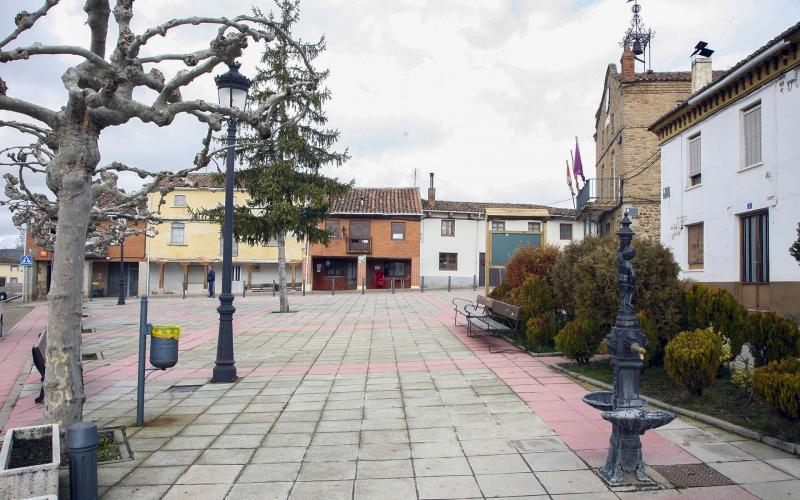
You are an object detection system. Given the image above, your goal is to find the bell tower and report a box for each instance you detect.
[621,0,655,72]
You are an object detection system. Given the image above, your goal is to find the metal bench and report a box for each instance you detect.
[453,295,492,326]
[249,283,277,292]
[466,300,524,353]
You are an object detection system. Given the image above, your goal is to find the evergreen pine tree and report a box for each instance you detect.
[200,0,351,312]
[791,223,800,265]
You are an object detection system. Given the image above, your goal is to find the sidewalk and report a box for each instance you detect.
[2,292,798,499]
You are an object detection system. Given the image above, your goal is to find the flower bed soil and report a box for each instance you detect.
[8,436,52,469]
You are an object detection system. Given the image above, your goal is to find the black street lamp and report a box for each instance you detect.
[211,62,251,383]
[117,217,127,306]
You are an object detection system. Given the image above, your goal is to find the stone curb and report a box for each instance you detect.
[496,333,563,357]
[549,363,800,457]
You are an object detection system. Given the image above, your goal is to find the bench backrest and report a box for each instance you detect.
[476,295,494,308]
[491,301,520,322]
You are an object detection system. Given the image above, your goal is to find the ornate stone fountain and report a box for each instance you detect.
[582,213,675,486]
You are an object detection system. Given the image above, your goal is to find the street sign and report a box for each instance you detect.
[20,255,33,267]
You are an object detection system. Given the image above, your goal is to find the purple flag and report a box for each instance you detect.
[574,137,586,183]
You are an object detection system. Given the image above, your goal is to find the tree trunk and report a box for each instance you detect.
[277,232,289,312]
[44,126,100,430]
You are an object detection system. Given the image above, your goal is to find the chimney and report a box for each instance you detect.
[621,45,635,81]
[427,172,436,204]
[691,57,713,93]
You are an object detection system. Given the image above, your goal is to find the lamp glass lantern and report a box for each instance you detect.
[215,62,251,111]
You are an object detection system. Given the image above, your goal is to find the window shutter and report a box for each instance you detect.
[688,136,701,177]
[743,106,762,167]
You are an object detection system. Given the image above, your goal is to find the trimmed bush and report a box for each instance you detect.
[555,317,602,364]
[508,277,552,325]
[753,359,800,419]
[551,236,683,362]
[502,244,561,290]
[664,328,723,396]
[746,311,800,367]
[526,311,559,350]
[488,282,511,302]
[685,283,748,360]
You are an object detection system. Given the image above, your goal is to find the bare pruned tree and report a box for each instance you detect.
[0,0,318,429]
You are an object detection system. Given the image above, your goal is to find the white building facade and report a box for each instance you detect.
[420,176,583,290]
[654,23,800,318]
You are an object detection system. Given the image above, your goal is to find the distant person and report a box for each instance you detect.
[208,266,216,298]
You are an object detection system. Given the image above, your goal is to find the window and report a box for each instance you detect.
[742,104,762,168]
[170,222,185,245]
[323,260,346,276]
[688,134,701,186]
[560,224,573,240]
[9,277,17,284]
[687,223,704,270]
[391,222,405,240]
[741,211,769,283]
[439,253,458,271]
[10,265,18,272]
[491,221,505,232]
[173,194,187,207]
[528,221,542,233]
[385,261,406,277]
[219,237,239,257]
[441,219,455,237]
[0,277,5,287]
[233,265,241,282]
[325,220,339,238]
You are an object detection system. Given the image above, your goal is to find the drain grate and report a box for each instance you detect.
[82,352,102,361]
[652,464,734,488]
[165,384,203,393]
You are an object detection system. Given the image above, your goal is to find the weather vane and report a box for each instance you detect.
[621,0,655,72]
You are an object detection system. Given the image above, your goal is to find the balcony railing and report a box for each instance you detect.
[576,177,619,214]
[347,238,371,253]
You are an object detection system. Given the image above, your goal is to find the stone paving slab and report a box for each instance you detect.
[0,293,797,499]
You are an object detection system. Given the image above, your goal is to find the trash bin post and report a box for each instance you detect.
[67,421,99,500]
[150,326,180,369]
[136,296,147,427]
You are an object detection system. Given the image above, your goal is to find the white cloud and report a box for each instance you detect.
[0,0,798,244]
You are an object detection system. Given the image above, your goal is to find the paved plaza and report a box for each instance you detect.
[1,291,799,499]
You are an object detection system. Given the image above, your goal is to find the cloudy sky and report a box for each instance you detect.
[0,0,798,248]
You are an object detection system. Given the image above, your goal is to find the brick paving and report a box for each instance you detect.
[0,292,798,499]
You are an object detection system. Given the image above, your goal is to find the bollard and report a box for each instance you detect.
[272,279,276,297]
[136,296,148,427]
[448,276,452,292]
[243,281,246,298]
[182,281,186,299]
[362,277,365,295]
[473,274,477,291]
[331,278,335,295]
[67,421,99,500]
[302,280,305,296]
[421,276,424,293]
[391,278,395,294]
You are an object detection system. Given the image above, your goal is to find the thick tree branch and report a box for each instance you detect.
[0,94,58,127]
[0,42,112,69]
[84,0,110,58]
[0,0,60,49]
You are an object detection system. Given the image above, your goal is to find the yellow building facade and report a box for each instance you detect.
[147,174,306,295]
[0,261,24,289]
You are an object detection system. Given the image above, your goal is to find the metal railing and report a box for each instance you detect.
[346,238,371,253]
[576,177,619,213]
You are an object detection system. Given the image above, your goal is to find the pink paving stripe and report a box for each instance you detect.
[419,293,703,469]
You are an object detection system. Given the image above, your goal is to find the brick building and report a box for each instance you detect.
[306,188,422,291]
[576,46,706,240]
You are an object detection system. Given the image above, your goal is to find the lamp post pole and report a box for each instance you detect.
[117,220,126,306]
[211,62,250,383]
[212,118,239,383]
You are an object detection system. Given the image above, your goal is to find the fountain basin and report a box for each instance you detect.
[583,391,614,411]
[601,408,676,433]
